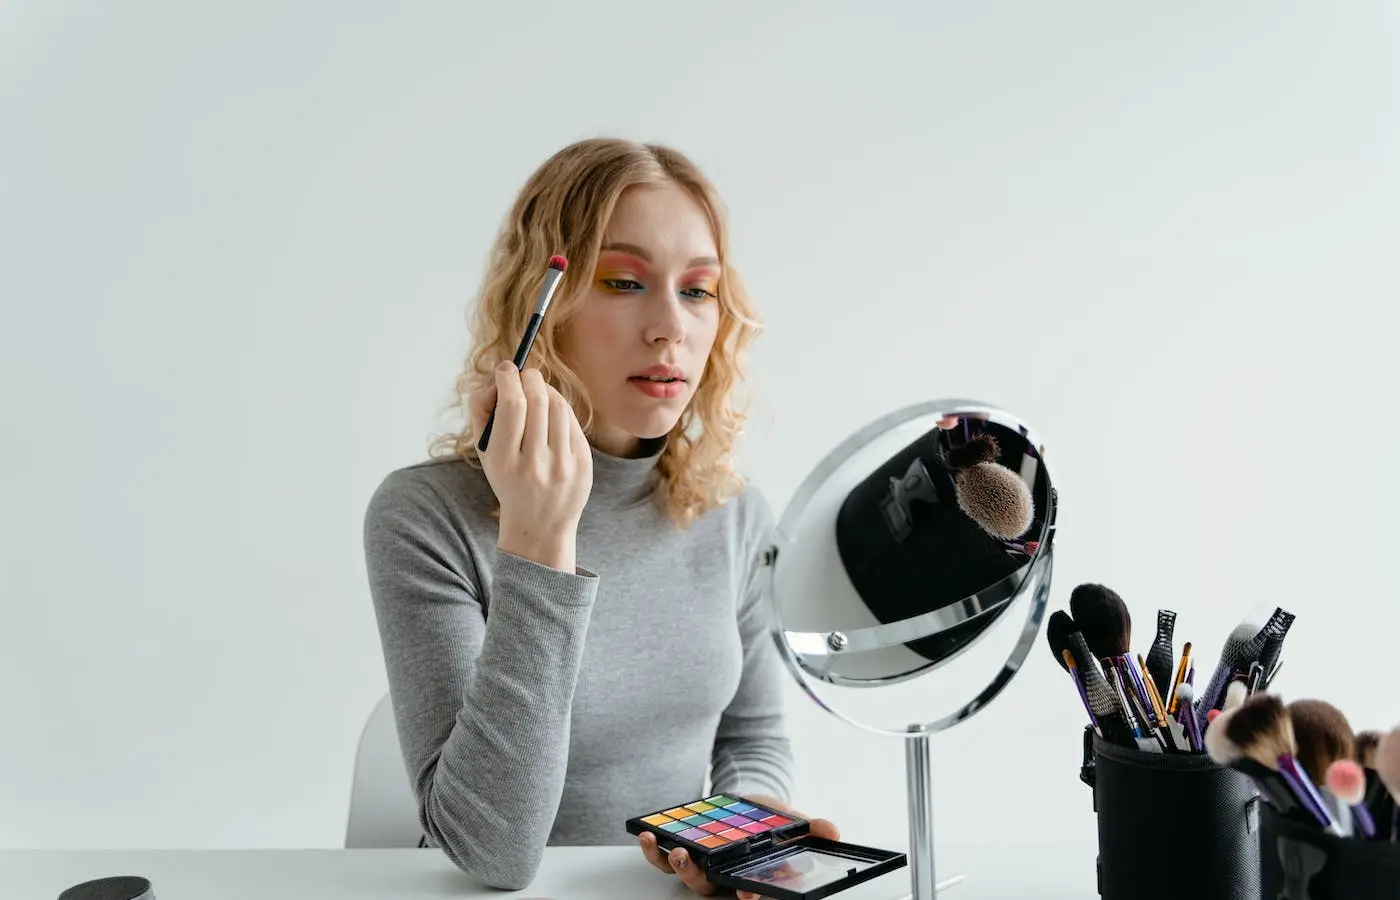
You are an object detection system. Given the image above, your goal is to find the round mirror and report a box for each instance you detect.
[762,400,1057,737]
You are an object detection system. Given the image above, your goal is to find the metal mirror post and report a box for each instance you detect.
[762,401,1058,899]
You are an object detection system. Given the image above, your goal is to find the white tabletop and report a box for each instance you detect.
[1,842,1096,899]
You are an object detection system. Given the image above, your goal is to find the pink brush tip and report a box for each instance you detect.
[1325,759,1367,804]
[548,254,568,272]
[1206,709,1221,723]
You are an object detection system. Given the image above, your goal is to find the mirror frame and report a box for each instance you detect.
[761,399,1057,737]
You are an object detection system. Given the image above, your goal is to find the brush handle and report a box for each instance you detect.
[1277,754,1341,833]
[476,312,545,452]
[1145,610,1176,698]
[1352,799,1378,839]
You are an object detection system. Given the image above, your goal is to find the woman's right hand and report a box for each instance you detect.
[470,361,593,571]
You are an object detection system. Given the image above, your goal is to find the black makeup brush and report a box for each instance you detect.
[1069,583,1163,731]
[1067,583,1131,668]
[1223,694,1340,833]
[1255,609,1295,690]
[1144,609,1176,701]
[1046,610,1079,672]
[1195,608,1292,725]
[1356,730,1398,840]
[1288,699,1356,787]
[1076,646,1136,747]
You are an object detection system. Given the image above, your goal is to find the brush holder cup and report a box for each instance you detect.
[1258,802,1400,899]
[1079,727,1262,900]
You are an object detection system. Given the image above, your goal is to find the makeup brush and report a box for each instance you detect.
[1205,702,1303,816]
[1356,730,1397,840]
[1144,609,1176,700]
[1254,610,1296,690]
[1326,759,1377,839]
[1378,728,1400,841]
[1196,608,1292,725]
[1288,699,1356,787]
[1069,584,1160,728]
[1046,610,1079,672]
[476,254,568,452]
[1223,694,1341,834]
[1069,635,1135,747]
[1061,649,1099,732]
[1174,682,1204,753]
[1223,680,1248,712]
[1166,641,1192,715]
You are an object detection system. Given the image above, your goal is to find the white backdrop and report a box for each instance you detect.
[3,0,1398,860]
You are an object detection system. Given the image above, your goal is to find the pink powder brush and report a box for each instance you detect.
[1325,759,1377,838]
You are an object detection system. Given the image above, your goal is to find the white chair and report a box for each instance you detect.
[345,692,424,848]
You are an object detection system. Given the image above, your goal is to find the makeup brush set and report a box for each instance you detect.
[1052,582,1400,899]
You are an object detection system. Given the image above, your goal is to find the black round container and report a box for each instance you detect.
[1258,801,1400,898]
[1080,727,1261,900]
[58,876,154,900]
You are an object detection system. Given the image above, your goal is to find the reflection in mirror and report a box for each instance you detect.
[767,404,1056,690]
[761,400,1057,900]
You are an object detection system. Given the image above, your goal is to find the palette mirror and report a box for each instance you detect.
[760,400,1057,898]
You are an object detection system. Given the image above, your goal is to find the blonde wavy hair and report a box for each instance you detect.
[430,138,762,528]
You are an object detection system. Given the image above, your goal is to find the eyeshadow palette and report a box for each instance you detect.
[625,795,907,900]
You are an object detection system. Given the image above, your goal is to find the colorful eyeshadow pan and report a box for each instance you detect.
[628,797,802,854]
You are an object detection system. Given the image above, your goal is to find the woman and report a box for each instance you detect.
[363,137,838,896]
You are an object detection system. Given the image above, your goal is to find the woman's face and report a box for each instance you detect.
[560,181,723,457]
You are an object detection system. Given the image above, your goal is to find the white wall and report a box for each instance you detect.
[3,0,1397,859]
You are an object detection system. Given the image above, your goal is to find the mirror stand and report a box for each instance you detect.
[905,725,940,899]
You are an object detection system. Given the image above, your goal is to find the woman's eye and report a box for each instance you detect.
[602,279,644,292]
[681,287,718,300]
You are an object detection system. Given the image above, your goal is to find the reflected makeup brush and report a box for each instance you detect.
[1223,694,1342,834]
[1144,610,1176,700]
[476,254,568,452]
[1327,760,1377,839]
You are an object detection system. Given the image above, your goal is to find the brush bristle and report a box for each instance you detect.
[1046,610,1077,671]
[945,433,1000,469]
[1223,693,1293,770]
[1288,699,1355,787]
[953,464,1034,539]
[1224,680,1248,711]
[1326,759,1367,805]
[1204,701,1242,764]
[548,254,568,271]
[1356,730,1381,768]
[1377,727,1400,798]
[1068,583,1132,658]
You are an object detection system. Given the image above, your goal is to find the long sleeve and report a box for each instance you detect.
[709,493,795,803]
[363,469,599,890]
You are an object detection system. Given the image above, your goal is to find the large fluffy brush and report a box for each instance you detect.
[1288,699,1356,787]
[1068,583,1131,661]
[1204,702,1301,816]
[946,434,1035,540]
[1223,694,1339,833]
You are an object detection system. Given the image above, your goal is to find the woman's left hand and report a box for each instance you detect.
[636,793,840,898]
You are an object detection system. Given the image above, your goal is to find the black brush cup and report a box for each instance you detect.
[1080,727,1261,900]
[1258,802,1400,899]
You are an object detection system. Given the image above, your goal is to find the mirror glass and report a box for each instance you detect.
[762,401,1057,735]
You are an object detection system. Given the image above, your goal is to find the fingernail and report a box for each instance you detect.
[497,361,514,372]
[672,852,687,869]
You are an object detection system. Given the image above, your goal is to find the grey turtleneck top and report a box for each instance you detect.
[362,441,793,890]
